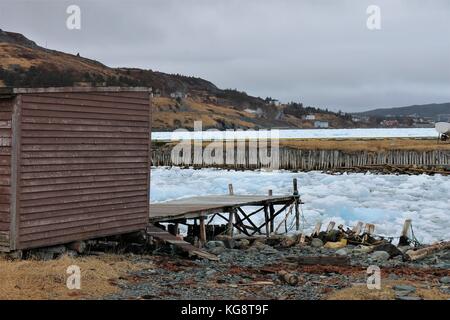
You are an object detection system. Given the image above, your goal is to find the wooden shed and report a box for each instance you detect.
[0,87,152,252]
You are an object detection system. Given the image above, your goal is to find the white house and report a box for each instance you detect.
[314,121,329,128]
[304,114,316,120]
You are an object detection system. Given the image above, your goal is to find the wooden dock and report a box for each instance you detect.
[148,180,303,250]
[150,195,296,222]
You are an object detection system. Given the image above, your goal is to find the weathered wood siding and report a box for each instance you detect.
[16,91,151,249]
[0,98,12,251]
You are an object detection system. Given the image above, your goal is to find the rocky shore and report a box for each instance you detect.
[107,236,450,300]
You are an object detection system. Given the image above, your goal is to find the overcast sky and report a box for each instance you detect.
[1,0,449,112]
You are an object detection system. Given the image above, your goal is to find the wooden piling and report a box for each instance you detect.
[293,178,300,231]
[199,216,206,246]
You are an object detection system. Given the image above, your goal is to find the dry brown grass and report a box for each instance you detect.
[280,138,450,152]
[327,280,450,300]
[152,97,257,130]
[0,254,151,300]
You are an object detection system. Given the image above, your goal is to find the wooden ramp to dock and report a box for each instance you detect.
[146,224,219,261]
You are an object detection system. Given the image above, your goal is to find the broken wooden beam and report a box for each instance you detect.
[405,241,450,261]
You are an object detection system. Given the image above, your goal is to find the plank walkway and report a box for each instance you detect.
[146,224,219,261]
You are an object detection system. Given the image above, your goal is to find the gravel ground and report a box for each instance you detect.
[107,239,450,300]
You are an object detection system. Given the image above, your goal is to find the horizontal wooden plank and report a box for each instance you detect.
[21,200,147,220]
[21,173,147,186]
[0,186,10,194]
[23,149,148,158]
[21,100,149,116]
[0,212,10,223]
[22,157,148,166]
[22,150,148,159]
[21,190,147,208]
[22,116,149,128]
[21,123,149,133]
[22,137,149,145]
[0,113,12,121]
[0,222,9,231]
[21,184,148,201]
[0,166,11,175]
[0,231,9,241]
[18,223,146,250]
[21,162,147,173]
[0,149,11,156]
[0,204,10,212]
[22,144,148,152]
[22,178,147,194]
[0,129,11,137]
[20,211,148,235]
[21,130,148,139]
[19,218,148,242]
[21,167,148,179]
[25,93,149,109]
[22,109,148,122]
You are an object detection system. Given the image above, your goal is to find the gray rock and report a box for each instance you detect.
[209,246,225,255]
[372,243,403,258]
[205,241,225,249]
[205,269,217,277]
[439,276,450,284]
[44,245,67,254]
[398,246,413,254]
[335,248,348,256]
[396,296,422,301]
[311,238,324,248]
[234,239,250,249]
[393,284,416,293]
[370,251,390,262]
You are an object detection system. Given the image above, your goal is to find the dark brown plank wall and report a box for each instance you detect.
[17,91,151,249]
[0,98,12,250]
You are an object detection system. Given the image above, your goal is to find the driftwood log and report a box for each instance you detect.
[278,270,299,286]
[405,241,450,261]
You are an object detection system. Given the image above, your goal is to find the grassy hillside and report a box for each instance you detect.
[0,29,355,130]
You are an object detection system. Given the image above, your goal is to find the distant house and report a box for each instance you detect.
[352,115,369,123]
[437,114,450,122]
[314,121,329,128]
[303,114,316,120]
[170,91,186,99]
[381,120,399,127]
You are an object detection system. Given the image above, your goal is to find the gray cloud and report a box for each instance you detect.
[0,0,449,111]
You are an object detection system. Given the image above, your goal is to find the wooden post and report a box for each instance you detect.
[364,223,375,235]
[264,205,270,237]
[312,221,322,237]
[228,183,234,195]
[199,216,206,246]
[227,211,234,236]
[227,184,235,236]
[352,221,364,235]
[326,221,335,233]
[401,219,412,238]
[399,219,412,246]
[293,178,300,231]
